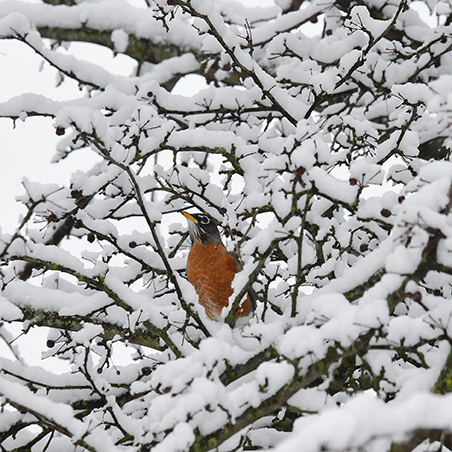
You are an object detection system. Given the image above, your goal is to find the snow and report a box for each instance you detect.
[153,422,195,452]
[0,12,30,36]
[256,361,295,395]
[339,49,362,75]
[0,295,22,321]
[384,245,423,274]
[4,280,113,316]
[72,323,104,345]
[273,392,452,452]
[111,29,129,54]
[392,83,434,104]
[308,167,358,203]
[349,6,392,39]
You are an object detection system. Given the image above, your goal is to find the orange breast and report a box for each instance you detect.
[186,242,251,320]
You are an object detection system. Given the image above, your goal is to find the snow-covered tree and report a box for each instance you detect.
[2,0,452,451]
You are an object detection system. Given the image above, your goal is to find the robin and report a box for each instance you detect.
[182,211,256,321]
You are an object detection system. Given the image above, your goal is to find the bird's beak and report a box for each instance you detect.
[182,211,198,224]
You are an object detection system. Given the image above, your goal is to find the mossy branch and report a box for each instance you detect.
[18,305,166,351]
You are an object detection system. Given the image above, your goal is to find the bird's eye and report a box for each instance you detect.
[199,215,210,224]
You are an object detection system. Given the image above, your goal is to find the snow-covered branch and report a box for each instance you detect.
[2,0,452,451]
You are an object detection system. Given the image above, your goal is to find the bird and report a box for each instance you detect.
[182,211,256,321]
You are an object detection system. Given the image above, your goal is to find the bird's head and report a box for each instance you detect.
[182,211,222,245]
